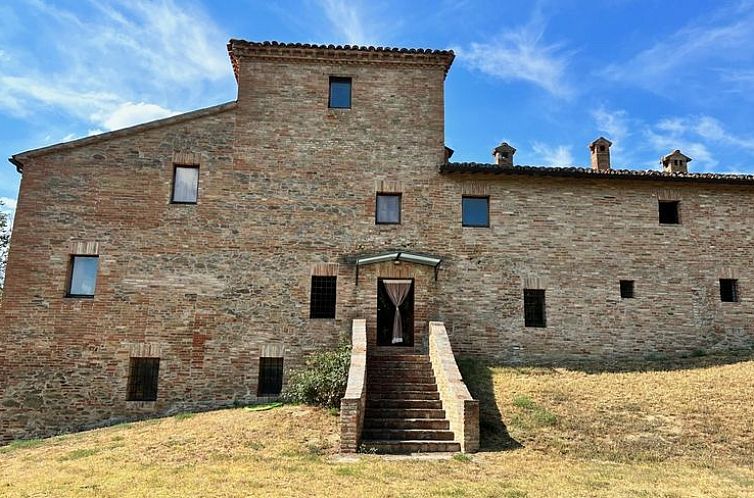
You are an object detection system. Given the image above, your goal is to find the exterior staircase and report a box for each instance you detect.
[361,353,461,453]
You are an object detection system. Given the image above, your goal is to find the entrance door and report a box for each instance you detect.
[377,278,414,346]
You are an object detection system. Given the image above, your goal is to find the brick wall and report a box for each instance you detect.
[1,44,752,442]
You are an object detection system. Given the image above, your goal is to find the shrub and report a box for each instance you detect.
[282,344,351,409]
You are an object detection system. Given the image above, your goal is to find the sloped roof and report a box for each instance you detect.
[440,162,754,185]
[9,101,237,173]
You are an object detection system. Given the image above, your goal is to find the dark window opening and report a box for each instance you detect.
[172,165,199,204]
[127,357,160,401]
[376,193,401,224]
[67,255,99,297]
[501,152,509,158]
[524,289,546,328]
[720,279,739,303]
[328,76,351,109]
[599,145,606,152]
[658,200,680,224]
[258,357,284,396]
[620,280,635,299]
[310,275,337,319]
[462,196,490,227]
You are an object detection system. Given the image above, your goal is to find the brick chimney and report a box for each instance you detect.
[661,150,692,174]
[492,142,516,167]
[589,137,612,171]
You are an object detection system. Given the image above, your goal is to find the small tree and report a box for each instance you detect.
[0,200,10,293]
[282,344,351,409]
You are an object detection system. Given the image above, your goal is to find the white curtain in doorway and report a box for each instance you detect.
[383,279,412,344]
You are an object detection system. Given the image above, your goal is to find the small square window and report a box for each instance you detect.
[524,289,546,328]
[172,165,199,203]
[376,194,401,224]
[127,357,160,401]
[658,200,679,224]
[67,255,99,297]
[310,276,337,319]
[462,196,490,227]
[620,280,635,299]
[258,357,284,396]
[329,77,351,109]
[720,279,739,303]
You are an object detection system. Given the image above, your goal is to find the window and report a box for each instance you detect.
[328,77,351,109]
[376,193,401,224]
[258,357,284,396]
[620,280,635,299]
[720,279,739,303]
[310,276,337,319]
[67,255,99,297]
[462,196,490,227]
[172,165,199,203]
[127,357,160,401]
[658,200,679,224]
[523,289,546,328]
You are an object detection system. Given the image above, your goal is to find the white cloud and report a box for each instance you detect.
[96,102,176,131]
[457,12,572,98]
[644,118,716,169]
[318,0,375,45]
[0,197,17,211]
[532,142,574,167]
[0,0,232,135]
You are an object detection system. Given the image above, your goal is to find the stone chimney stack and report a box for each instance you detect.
[661,150,692,174]
[492,142,516,167]
[589,137,612,171]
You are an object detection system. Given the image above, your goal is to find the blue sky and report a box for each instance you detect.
[2,0,754,222]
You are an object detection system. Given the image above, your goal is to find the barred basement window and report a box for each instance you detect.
[127,357,160,401]
[171,165,199,204]
[328,76,351,109]
[67,255,99,298]
[658,200,680,224]
[523,289,546,328]
[258,357,284,396]
[310,275,337,319]
[720,279,739,303]
[620,280,635,299]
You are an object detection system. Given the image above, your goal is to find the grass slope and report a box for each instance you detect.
[2,355,753,497]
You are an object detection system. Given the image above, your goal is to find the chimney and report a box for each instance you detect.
[492,142,516,167]
[661,150,692,174]
[589,137,612,171]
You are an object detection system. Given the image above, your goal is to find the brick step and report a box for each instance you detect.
[363,418,450,430]
[367,399,443,410]
[368,354,429,362]
[359,440,461,454]
[369,382,438,392]
[368,375,437,384]
[365,408,446,419]
[368,366,434,375]
[362,428,455,441]
[368,391,440,401]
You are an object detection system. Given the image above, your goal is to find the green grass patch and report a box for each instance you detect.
[0,438,44,453]
[173,412,195,421]
[59,448,100,461]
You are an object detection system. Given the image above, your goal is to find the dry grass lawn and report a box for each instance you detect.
[1,354,753,497]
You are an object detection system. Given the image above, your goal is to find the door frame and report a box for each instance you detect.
[376,277,415,347]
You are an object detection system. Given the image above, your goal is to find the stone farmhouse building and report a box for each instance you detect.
[1,40,753,452]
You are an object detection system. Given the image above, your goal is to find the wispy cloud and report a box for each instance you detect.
[531,142,574,166]
[456,11,573,98]
[0,0,233,137]
[316,0,382,45]
[602,3,754,97]
[591,106,632,166]
[645,118,717,169]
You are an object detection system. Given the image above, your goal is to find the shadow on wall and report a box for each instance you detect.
[457,358,522,452]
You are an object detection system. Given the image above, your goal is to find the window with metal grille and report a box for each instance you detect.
[523,289,546,328]
[376,193,401,224]
[328,76,351,108]
[620,280,635,299]
[127,357,160,401]
[462,196,490,227]
[67,255,99,297]
[309,276,337,319]
[258,357,284,396]
[658,200,680,224]
[720,279,739,303]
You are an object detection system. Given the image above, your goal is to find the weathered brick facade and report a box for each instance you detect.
[1,40,752,443]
